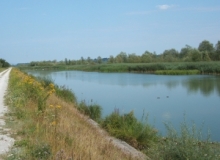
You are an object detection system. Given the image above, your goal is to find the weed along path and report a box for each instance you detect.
[0,68,14,155]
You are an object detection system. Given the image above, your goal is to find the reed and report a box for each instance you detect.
[155,70,200,75]
[19,61,220,74]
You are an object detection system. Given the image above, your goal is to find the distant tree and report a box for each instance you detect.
[190,49,202,62]
[65,58,68,65]
[97,56,102,64]
[30,61,37,66]
[81,57,85,64]
[87,57,91,64]
[198,40,215,60]
[108,55,115,63]
[162,49,179,62]
[180,45,192,59]
[215,41,220,60]
[141,51,154,63]
[127,53,140,63]
[0,58,10,67]
[115,52,127,63]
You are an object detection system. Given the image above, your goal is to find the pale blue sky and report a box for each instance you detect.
[0,1,220,64]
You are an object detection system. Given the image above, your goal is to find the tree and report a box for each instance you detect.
[127,53,140,63]
[108,55,115,63]
[0,58,10,67]
[162,49,179,62]
[201,51,211,61]
[190,49,202,62]
[87,57,91,64]
[65,58,68,65]
[180,45,192,59]
[97,56,102,64]
[215,41,220,60]
[115,52,127,63]
[141,51,154,63]
[198,40,214,60]
[81,57,85,64]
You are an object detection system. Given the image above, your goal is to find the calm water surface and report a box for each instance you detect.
[28,70,220,141]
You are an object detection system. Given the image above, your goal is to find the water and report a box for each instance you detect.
[27,70,220,142]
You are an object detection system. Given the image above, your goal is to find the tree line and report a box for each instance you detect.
[0,58,10,68]
[29,40,220,66]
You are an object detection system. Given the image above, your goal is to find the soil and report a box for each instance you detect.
[0,68,14,156]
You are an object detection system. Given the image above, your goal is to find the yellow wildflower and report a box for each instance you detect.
[56,105,62,109]
[50,121,56,126]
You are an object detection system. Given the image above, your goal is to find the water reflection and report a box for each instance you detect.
[26,70,220,141]
[181,76,220,97]
[28,70,220,97]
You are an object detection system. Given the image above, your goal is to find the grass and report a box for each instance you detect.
[19,61,220,74]
[3,68,136,160]
[155,70,200,75]
[77,101,102,122]
[101,110,158,150]
[3,68,220,159]
[147,121,220,160]
[0,67,8,72]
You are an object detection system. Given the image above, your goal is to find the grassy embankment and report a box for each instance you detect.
[3,68,220,160]
[3,68,141,160]
[18,61,220,75]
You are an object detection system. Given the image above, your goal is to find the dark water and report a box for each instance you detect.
[27,70,220,142]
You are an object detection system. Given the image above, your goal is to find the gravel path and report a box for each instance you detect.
[0,68,14,155]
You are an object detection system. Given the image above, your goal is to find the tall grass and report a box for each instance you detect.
[147,120,220,160]
[19,61,220,74]
[101,111,158,150]
[4,68,133,160]
[77,101,102,122]
[155,70,200,75]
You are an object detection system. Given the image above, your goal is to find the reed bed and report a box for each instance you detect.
[19,61,220,74]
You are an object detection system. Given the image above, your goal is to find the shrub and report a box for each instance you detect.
[77,101,102,121]
[55,85,77,103]
[101,111,158,150]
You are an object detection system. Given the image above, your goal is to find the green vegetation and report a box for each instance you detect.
[77,101,102,122]
[4,68,220,159]
[4,68,131,160]
[101,110,158,150]
[17,39,220,75]
[147,121,220,160]
[19,61,220,75]
[155,70,200,75]
[0,58,10,68]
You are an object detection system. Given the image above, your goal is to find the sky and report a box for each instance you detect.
[0,1,220,64]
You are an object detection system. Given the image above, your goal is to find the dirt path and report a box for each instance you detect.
[0,68,14,155]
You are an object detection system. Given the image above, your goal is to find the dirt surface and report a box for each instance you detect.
[0,68,14,155]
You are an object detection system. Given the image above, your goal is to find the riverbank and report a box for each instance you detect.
[3,68,220,159]
[18,61,220,75]
[2,68,147,160]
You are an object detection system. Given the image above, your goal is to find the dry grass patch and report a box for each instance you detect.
[4,68,145,160]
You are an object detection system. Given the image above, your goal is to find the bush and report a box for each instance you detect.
[101,111,158,150]
[55,85,77,103]
[77,101,102,121]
